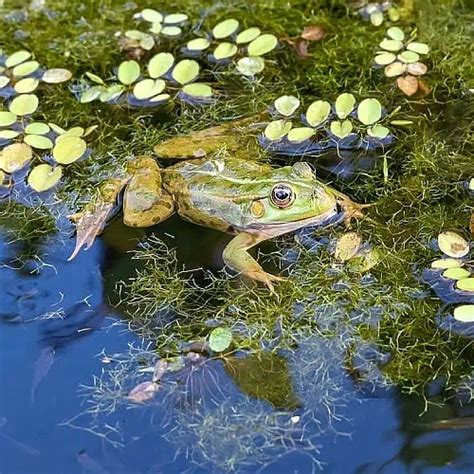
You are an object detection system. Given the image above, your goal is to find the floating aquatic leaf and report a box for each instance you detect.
[457,279,474,292]
[406,42,430,55]
[28,164,62,192]
[80,86,103,103]
[431,258,463,269]
[48,123,66,134]
[0,111,17,127]
[398,51,420,63]
[25,122,50,135]
[396,75,418,96]
[85,72,105,85]
[133,79,166,100]
[407,62,428,76]
[236,27,261,44]
[100,84,125,102]
[161,26,181,36]
[335,232,362,261]
[367,124,389,139]
[370,11,384,26]
[264,119,292,140]
[438,231,469,258]
[187,38,210,51]
[0,76,10,89]
[387,27,405,41]
[247,34,278,56]
[286,127,314,142]
[172,59,199,85]
[148,52,174,78]
[0,143,33,173]
[209,327,233,352]
[453,305,474,322]
[117,60,140,85]
[5,50,31,68]
[300,25,325,41]
[390,119,414,126]
[213,42,238,60]
[12,60,40,77]
[357,98,382,125]
[149,22,163,35]
[182,83,213,98]
[150,93,171,103]
[212,19,239,39]
[384,61,406,77]
[335,93,356,119]
[0,130,20,139]
[469,179,474,191]
[236,56,264,76]
[443,267,471,280]
[42,68,72,84]
[379,39,403,52]
[164,13,188,24]
[141,8,163,23]
[127,381,159,403]
[330,119,353,138]
[83,125,98,137]
[52,136,87,164]
[24,134,54,149]
[374,52,396,65]
[388,6,400,21]
[306,100,330,127]
[14,77,39,94]
[61,126,85,138]
[274,95,300,117]
[9,93,39,116]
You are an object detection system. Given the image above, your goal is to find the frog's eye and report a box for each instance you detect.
[270,184,295,208]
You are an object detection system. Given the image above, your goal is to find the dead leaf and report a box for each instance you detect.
[31,346,55,404]
[416,78,432,96]
[127,381,159,403]
[118,37,146,60]
[301,25,326,41]
[294,38,311,58]
[470,213,474,236]
[335,232,363,262]
[396,75,419,96]
[152,360,168,383]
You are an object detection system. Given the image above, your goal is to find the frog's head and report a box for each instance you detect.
[244,162,339,237]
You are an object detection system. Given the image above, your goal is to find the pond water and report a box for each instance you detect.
[1,0,473,472]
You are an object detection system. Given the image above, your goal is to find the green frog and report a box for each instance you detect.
[70,154,365,293]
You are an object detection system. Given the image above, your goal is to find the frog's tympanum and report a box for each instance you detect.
[70,155,365,293]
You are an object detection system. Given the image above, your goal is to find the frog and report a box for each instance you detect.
[69,153,366,293]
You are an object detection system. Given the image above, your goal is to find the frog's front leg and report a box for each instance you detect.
[222,232,285,294]
[123,155,175,227]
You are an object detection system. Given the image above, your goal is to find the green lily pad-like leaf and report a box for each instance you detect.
[370,11,383,26]
[0,130,20,140]
[379,39,403,52]
[14,77,39,94]
[172,59,199,85]
[12,60,40,77]
[367,124,390,139]
[141,8,163,23]
[161,26,181,36]
[150,93,171,103]
[25,122,50,135]
[83,125,99,137]
[212,18,239,39]
[406,42,430,55]
[148,52,175,78]
[306,100,331,127]
[0,76,10,89]
[264,119,292,141]
[453,305,474,322]
[52,136,87,164]
[286,127,315,143]
[438,231,469,258]
[236,56,265,76]
[387,27,405,41]
[443,267,471,280]
[24,134,54,150]
[335,93,356,120]
[247,34,278,56]
[133,79,166,100]
[431,258,463,269]
[5,50,31,68]
[0,143,33,173]
[117,60,140,85]
[384,61,407,77]
[163,13,188,24]
[398,51,420,63]
[357,98,382,125]
[457,278,474,292]
[236,27,261,44]
[48,123,66,134]
[390,119,414,126]
[85,72,105,85]
[27,164,62,192]
[149,22,163,34]
[182,83,213,98]
[388,6,400,21]
[209,327,233,352]
[99,84,125,102]
[9,94,39,116]
[60,127,85,138]
[274,95,300,117]
[0,111,17,127]
[42,68,73,84]
[330,119,353,138]
[374,52,396,66]
[80,86,104,103]
[213,42,238,60]
[187,38,211,51]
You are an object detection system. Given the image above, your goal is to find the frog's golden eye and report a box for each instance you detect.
[270,184,295,208]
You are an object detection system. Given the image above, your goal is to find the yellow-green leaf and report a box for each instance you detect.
[9,94,39,116]
[117,60,140,85]
[247,34,278,56]
[335,93,356,119]
[14,77,39,93]
[148,52,174,78]
[357,98,382,125]
[5,50,31,68]
[28,164,62,192]
[52,136,87,164]
[213,42,238,60]
[306,100,331,127]
[42,68,73,84]
[171,59,199,85]
[24,134,54,149]
[212,19,239,39]
[182,83,213,98]
[0,143,33,173]
[264,120,292,140]
[236,27,261,44]
[12,60,40,77]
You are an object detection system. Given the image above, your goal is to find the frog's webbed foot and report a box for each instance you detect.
[336,193,373,226]
[222,232,285,295]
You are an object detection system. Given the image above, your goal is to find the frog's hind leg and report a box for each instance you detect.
[123,156,176,227]
[222,232,285,295]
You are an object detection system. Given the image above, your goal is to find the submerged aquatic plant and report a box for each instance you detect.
[260,93,410,154]
[374,27,430,96]
[355,1,400,26]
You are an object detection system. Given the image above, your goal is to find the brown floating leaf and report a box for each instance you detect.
[300,25,326,41]
[152,359,168,383]
[334,232,363,262]
[416,78,432,96]
[294,38,311,58]
[127,381,159,403]
[396,75,418,96]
